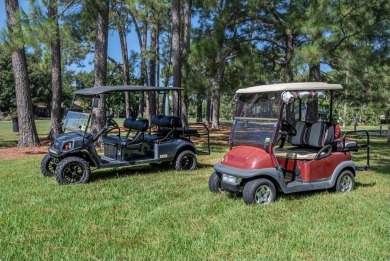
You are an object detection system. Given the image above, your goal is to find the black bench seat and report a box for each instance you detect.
[147,115,200,143]
[102,118,149,146]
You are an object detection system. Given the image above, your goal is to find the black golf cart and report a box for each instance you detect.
[41,85,210,185]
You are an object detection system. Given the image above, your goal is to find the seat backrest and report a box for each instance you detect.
[160,116,182,128]
[305,122,334,148]
[151,115,164,126]
[151,115,182,128]
[123,118,149,132]
[288,121,310,146]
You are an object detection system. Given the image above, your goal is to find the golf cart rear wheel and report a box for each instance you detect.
[174,150,197,171]
[335,170,355,192]
[209,172,224,193]
[56,156,90,185]
[40,154,56,177]
[243,179,276,205]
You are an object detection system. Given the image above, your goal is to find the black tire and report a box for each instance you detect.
[174,150,197,171]
[243,179,276,205]
[335,170,355,192]
[209,172,224,193]
[40,154,56,177]
[56,156,91,185]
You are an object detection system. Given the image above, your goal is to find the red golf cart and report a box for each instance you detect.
[209,82,370,205]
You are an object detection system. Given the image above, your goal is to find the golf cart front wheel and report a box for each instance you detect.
[209,172,224,193]
[174,150,197,171]
[40,154,57,177]
[243,179,276,205]
[335,170,355,192]
[56,156,91,185]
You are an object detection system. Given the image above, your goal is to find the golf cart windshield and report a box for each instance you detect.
[231,92,280,147]
[63,111,90,132]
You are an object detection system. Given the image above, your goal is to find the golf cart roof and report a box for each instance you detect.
[74,85,184,95]
[236,82,343,94]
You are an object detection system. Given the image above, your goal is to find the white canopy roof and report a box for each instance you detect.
[236,82,343,94]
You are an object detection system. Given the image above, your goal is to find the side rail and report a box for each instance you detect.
[186,122,210,155]
[341,130,370,171]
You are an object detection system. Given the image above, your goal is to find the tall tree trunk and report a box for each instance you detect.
[309,64,321,81]
[92,0,109,136]
[138,23,148,118]
[116,3,131,118]
[5,0,40,147]
[161,56,171,115]
[205,95,211,126]
[211,50,225,130]
[181,0,192,125]
[306,63,321,123]
[211,88,221,130]
[284,31,294,83]
[148,12,157,118]
[48,0,62,139]
[155,26,161,114]
[342,72,349,127]
[171,0,181,116]
[196,94,202,122]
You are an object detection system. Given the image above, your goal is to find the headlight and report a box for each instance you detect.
[63,142,73,150]
[222,174,242,184]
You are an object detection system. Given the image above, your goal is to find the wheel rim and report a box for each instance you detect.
[340,175,353,192]
[62,162,84,183]
[47,159,56,175]
[254,185,272,204]
[181,155,194,170]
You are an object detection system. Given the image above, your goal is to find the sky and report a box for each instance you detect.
[0,1,139,73]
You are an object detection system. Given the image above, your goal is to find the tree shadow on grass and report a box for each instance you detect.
[355,181,376,188]
[277,179,377,202]
[364,138,390,175]
[89,161,215,183]
[196,162,214,169]
[90,165,167,182]
[277,189,330,202]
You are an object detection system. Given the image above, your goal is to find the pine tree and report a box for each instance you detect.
[4,0,40,147]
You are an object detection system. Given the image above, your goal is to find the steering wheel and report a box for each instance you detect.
[281,120,297,136]
[106,116,119,128]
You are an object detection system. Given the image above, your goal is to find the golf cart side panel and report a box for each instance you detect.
[221,145,275,169]
[277,152,352,181]
[280,160,356,194]
[154,139,196,160]
[153,141,179,160]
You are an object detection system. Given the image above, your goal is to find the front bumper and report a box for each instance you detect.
[221,181,243,192]
[214,162,282,192]
[49,147,61,157]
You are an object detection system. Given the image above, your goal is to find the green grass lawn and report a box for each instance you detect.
[0,120,51,147]
[0,120,389,260]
